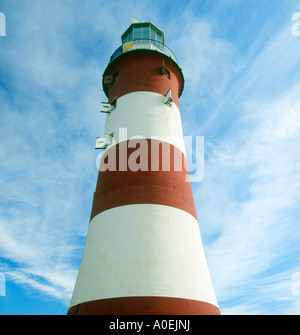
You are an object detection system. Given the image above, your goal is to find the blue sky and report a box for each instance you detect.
[0,0,299,315]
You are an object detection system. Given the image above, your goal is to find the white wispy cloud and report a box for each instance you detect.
[0,0,159,308]
[191,21,300,314]
[0,0,106,304]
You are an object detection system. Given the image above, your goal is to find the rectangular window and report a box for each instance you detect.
[113,71,119,82]
[157,32,162,43]
[162,67,170,79]
[124,31,132,43]
[141,26,149,39]
[133,26,141,39]
[122,30,133,44]
[150,26,156,40]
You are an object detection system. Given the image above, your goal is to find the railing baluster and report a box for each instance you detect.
[110,39,177,64]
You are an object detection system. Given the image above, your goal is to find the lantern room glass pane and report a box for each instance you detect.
[157,32,162,43]
[141,26,150,39]
[127,31,132,42]
[123,30,133,43]
[133,26,141,39]
[150,26,156,40]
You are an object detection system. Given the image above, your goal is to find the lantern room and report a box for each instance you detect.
[121,21,164,45]
[109,21,177,64]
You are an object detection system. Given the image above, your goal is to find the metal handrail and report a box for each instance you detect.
[110,38,178,64]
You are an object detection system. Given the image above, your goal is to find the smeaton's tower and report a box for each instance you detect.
[68,21,220,315]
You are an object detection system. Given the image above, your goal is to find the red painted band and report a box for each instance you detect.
[90,139,197,221]
[68,296,220,315]
[102,51,184,109]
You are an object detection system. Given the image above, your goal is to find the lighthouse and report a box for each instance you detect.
[68,21,220,315]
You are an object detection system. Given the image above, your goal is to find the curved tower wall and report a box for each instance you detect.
[68,23,220,315]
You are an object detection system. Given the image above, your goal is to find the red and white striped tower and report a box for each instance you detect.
[68,21,220,315]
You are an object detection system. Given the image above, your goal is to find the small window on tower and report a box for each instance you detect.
[113,71,119,82]
[162,67,170,79]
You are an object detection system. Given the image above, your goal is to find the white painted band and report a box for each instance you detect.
[69,204,218,309]
[103,92,186,155]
